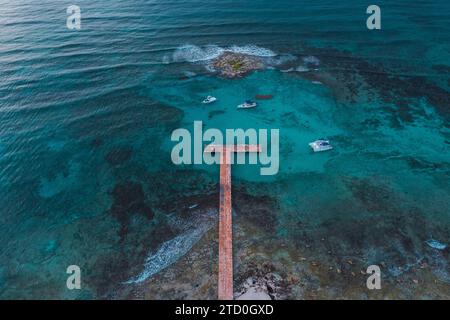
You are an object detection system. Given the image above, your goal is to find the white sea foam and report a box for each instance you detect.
[265,53,297,66]
[125,209,217,284]
[183,71,197,78]
[162,54,171,65]
[169,44,277,64]
[228,45,276,57]
[125,227,208,284]
[303,55,320,66]
[204,64,216,73]
[296,65,309,72]
[172,44,224,63]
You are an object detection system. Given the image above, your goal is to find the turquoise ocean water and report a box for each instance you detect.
[0,0,449,299]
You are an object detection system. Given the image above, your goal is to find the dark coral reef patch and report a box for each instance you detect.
[105,147,133,166]
[343,176,395,213]
[109,180,154,239]
[233,185,278,233]
[299,48,450,126]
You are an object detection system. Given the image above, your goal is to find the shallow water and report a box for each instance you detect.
[0,0,449,299]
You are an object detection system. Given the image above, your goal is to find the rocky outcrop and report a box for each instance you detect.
[235,273,284,300]
[211,52,264,78]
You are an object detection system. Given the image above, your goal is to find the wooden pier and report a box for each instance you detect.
[204,144,261,300]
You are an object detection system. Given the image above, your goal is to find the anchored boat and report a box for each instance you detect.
[202,95,217,104]
[309,139,333,152]
[237,100,257,109]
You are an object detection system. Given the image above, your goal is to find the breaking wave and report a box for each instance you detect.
[296,65,310,72]
[303,55,320,66]
[280,68,294,73]
[168,44,277,64]
[172,44,224,63]
[227,45,277,57]
[265,53,297,67]
[280,65,309,73]
[125,209,217,284]
[125,228,208,284]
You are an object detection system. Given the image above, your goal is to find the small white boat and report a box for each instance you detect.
[425,239,447,250]
[309,139,333,152]
[202,95,217,104]
[237,100,257,109]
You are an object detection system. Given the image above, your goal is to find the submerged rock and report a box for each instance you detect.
[208,110,225,119]
[343,177,394,213]
[109,181,154,239]
[255,94,273,100]
[211,52,264,78]
[233,190,278,232]
[236,286,271,300]
[236,272,285,300]
[105,147,133,166]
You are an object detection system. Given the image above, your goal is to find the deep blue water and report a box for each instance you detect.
[0,0,449,299]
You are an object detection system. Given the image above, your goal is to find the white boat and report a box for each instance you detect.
[425,239,447,250]
[309,139,333,152]
[202,95,217,104]
[237,100,257,109]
